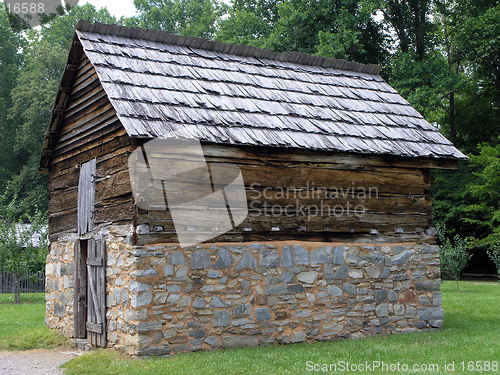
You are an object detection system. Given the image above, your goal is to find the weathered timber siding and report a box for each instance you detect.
[135,143,432,244]
[48,56,134,238]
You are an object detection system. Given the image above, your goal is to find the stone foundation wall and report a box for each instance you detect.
[114,241,443,355]
[46,239,443,355]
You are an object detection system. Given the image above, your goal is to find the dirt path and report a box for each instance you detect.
[0,347,80,375]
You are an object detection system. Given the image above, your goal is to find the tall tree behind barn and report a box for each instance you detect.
[40,21,466,354]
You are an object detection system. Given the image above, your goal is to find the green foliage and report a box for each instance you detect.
[0,4,118,218]
[488,243,500,278]
[467,142,500,246]
[0,9,24,191]
[455,2,500,123]
[129,0,226,38]
[0,195,47,303]
[436,226,471,291]
[262,0,387,64]
[216,0,277,47]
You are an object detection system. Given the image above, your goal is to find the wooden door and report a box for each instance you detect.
[86,238,106,347]
[78,159,96,235]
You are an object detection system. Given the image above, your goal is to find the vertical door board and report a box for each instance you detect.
[86,239,106,347]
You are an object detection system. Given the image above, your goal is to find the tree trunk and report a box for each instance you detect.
[13,273,20,303]
[449,92,456,145]
[456,277,460,293]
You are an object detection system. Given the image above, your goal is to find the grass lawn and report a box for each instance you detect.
[0,292,70,350]
[61,281,500,375]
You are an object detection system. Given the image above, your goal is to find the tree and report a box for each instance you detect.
[454,1,500,126]
[0,196,47,303]
[129,0,226,38]
[372,0,435,61]
[488,243,500,280]
[216,0,278,47]
[0,9,23,192]
[437,226,471,292]
[467,142,500,246]
[1,4,118,217]
[263,0,387,64]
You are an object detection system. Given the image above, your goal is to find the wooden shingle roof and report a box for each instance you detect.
[40,21,466,172]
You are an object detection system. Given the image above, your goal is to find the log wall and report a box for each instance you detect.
[134,142,434,245]
[48,56,134,239]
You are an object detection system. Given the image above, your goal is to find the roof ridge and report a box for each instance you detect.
[75,20,382,75]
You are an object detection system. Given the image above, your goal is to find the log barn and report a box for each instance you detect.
[40,21,466,354]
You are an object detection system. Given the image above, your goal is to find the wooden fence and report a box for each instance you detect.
[0,271,45,294]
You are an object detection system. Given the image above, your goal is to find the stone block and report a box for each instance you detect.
[343,283,356,295]
[327,285,342,296]
[334,266,349,279]
[204,336,218,348]
[310,247,332,264]
[256,308,271,322]
[131,268,158,278]
[209,296,225,308]
[264,285,287,295]
[212,247,233,269]
[366,267,381,278]
[189,330,206,338]
[373,304,388,318]
[214,310,230,327]
[235,250,258,270]
[168,250,188,266]
[291,331,306,343]
[222,336,259,348]
[233,303,252,316]
[293,309,312,318]
[293,244,309,265]
[281,245,296,267]
[333,247,346,265]
[287,284,305,294]
[130,290,152,308]
[391,250,415,265]
[260,249,279,268]
[297,271,318,284]
[193,297,205,309]
[414,280,440,292]
[192,250,211,270]
[418,307,444,321]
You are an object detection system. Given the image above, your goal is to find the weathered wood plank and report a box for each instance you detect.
[87,256,103,266]
[96,239,106,347]
[86,321,103,334]
[73,240,87,339]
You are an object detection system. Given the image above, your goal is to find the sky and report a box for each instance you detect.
[80,0,138,19]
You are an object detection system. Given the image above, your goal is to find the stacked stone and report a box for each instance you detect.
[45,241,75,336]
[115,242,443,356]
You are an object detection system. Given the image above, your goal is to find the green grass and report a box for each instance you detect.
[62,281,500,375]
[0,292,70,350]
